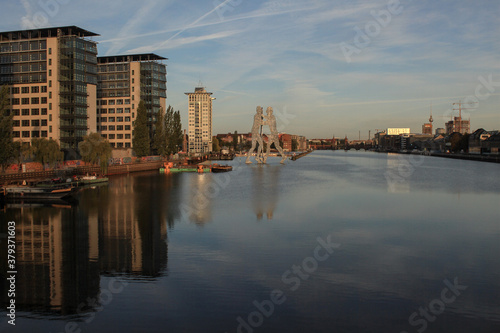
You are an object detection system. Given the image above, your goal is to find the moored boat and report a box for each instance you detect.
[211,164,233,173]
[75,175,109,186]
[159,162,211,173]
[2,183,75,201]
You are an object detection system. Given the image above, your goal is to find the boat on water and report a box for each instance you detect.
[1,183,75,201]
[159,163,231,173]
[74,174,109,186]
[211,164,233,173]
[159,162,211,173]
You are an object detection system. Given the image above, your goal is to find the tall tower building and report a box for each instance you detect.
[0,26,98,155]
[97,54,167,149]
[422,104,434,135]
[185,86,214,153]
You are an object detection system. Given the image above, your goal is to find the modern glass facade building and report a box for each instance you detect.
[97,54,167,149]
[0,26,98,154]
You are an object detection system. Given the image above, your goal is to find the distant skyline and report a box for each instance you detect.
[1,0,499,138]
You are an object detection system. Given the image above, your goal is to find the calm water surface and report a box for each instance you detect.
[1,151,500,333]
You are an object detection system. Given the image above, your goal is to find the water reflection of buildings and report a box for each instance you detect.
[7,206,100,315]
[1,173,171,316]
[185,174,213,224]
[86,174,168,278]
[251,165,281,220]
[386,153,410,193]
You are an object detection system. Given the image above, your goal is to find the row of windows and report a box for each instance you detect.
[1,73,47,84]
[98,125,132,131]
[188,95,212,101]
[99,133,131,139]
[0,51,47,64]
[1,62,47,74]
[141,64,167,75]
[98,91,131,98]
[99,73,129,81]
[10,86,47,94]
[0,40,47,53]
[98,108,132,114]
[97,99,131,106]
[13,131,49,138]
[13,119,48,127]
[98,82,130,90]
[98,64,130,73]
[11,97,48,105]
[11,108,48,116]
[99,117,131,123]
[60,39,97,54]
[106,142,131,148]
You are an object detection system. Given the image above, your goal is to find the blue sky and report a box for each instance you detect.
[2,0,499,138]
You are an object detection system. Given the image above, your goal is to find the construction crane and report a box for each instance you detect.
[452,101,476,134]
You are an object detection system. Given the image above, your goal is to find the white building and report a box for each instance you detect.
[387,128,411,136]
[185,86,214,153]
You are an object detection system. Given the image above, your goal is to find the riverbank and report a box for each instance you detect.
[429,152,500,163]
[0,160,163,184]
[369,149,500,164]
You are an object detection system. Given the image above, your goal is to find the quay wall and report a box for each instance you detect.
[0,161,163,184]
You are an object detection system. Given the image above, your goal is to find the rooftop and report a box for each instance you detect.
[98,53,167,64]
[185,86,213,95]
[0,26,99,41]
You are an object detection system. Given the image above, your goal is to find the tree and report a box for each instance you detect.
[79,133,112,174]
[212,136,220,152]
[153,107,167,157]
[27,138,64,170]
[449,132,462,153]
[164,105,174,157]
[133,101,150,157]
[164,106,183,157]
[0,85,16,172]
[459,133,470,153]
[292,139,298,151]
[172,111,183,152]
[233,131,238,151]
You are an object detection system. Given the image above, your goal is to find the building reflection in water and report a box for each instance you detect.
[182,173,215,225]
[251,165,282,220]
[385,153,410,193]
[0,172,175,317]
[1,205,100,316]
[85,173,168,278]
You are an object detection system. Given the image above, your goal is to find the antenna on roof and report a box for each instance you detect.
[429,102,433,123]
[198,74,204,88]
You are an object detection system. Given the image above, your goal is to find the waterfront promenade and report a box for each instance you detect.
[0,160,164,184]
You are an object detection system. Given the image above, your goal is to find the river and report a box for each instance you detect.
[1,150,499,332]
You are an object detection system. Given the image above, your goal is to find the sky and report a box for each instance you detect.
[1,0,499,139]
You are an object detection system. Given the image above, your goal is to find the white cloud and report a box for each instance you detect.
[105,0,169,55]
[127,30,243,53]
